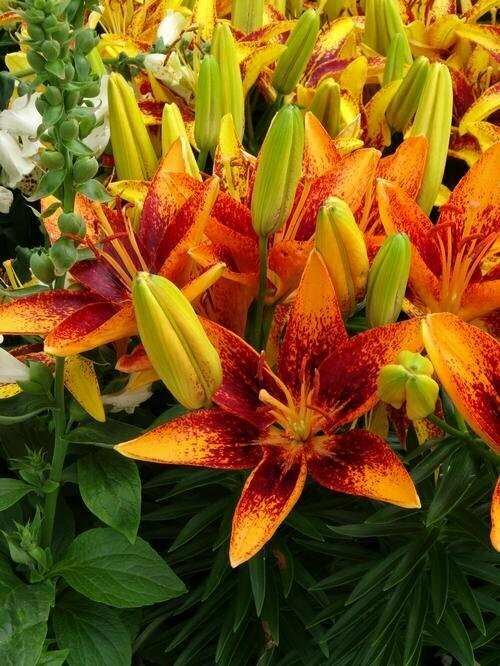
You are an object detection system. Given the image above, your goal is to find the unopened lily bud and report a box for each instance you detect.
[377,350,439,420]
[161,103,200,179]
[366,233,411,327]
[232,0,264,34]
[383,33,406,85]
[315,197,369,316]
[272,8,320,96]
[251,105,304,237]
[108,72,158,181]
[364,0,412,64]
[194,55,222,157]
[385,56,430,132]
[212,23,245,142]
[309,79,341,138]
[324,0,344,20]
[410,63,453,215]
[132,272,222,409]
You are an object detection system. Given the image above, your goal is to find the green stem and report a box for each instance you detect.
[454,410,468,433]
[41,356,67,548]
[249,236,268,350]
[197,149,208,172]
[427,413,472,441]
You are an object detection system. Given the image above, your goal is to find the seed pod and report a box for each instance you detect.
[43,85,62,106]
[194,55,222,157]
[212,23,245,142]
[366,232,411,327]
[132,272,223,409]
[40,39,60,62]
[40,150,65,170]
[72,156,98,184]
[309,79,341,138]
[272,8,320,96]
[60,119,79,141]
[58,212,86,237]
[49,237,78,275]
[251,105,304,237]
[75,29,97,55]
[30,249,55,285]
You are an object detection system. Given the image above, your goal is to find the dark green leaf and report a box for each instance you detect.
[384,528,438,590]
[0,72,15,111]
[249,549,266,616]
[33,169,66,199]
[410,439,461,483]
[426,448,476,525]
[347,546,405,604]
[454,558,500,585]
[168,497,228,552]
[53,593,132,666]
[271,538,294,598]
[0,581,54,665]
[449,558,485,634]
[54,528,186,608]
[329,521,420,537]
[201,545,229,601]
[311,562,371,590]
[37,649,70,666]
[0,393,54,424]
[62,138,93,156]
[64,419,143,447]
[78,450,141,543]
[429,542,449,623]
[0,478,33,511]
[76,180,112,202]
[261,568,280,645]
[441,604,475,666]
[403,579,428,665]
[285,511,325,540]
[232,571,252,632]
[0,555,21,599]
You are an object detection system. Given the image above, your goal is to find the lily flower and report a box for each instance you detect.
[117,250,421,566]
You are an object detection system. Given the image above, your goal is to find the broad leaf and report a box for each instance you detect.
[0,478,33,511]
[0,393,54,424]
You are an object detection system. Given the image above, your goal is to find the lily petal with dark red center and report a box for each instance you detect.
[491,479,500,552]
[0,290,100,336]
[421,313,500,453]
[116,409,262,468]
[318,319,423,428]
[230,445,307,567]
[70,260,129,303]
[278,249,347,396]
[45,302,137,357]
[307,430,420,508]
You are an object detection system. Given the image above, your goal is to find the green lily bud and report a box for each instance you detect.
[132,272,222,410]
[58,212,86,237]
[232,0,264,34]
[378,351,439,420]
[212,23,245,142]
[315,197,369,316]
[287,0,303,18]
[410,63,453,215]
[364,0,412,64]
[309,79,341,138]
[49,237,78,275]
[366,232,411,328]
[272,8,320,96]
[194,55,222,158]
[72,156,98,184]
[251,105,304,237]
[383,33,406,85]
[30,249,55,285]
[385,56,430,132]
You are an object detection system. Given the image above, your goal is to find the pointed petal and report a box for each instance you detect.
[230,446,307,567]
[64,355,105,422]
[491,478,500,552]
[377,136,428,200]
[268,239,312,302]
[278,250,347,396]
[303,112,342,180]
[116,344,151,373]
[421,313,500,453]
[70,260,129,303]
[307,430,420,508]
[318,319,423,427]
[364,80,401,150]
[0,291,100,336]
[45,302,137,356]
[459,280,500,322]
[116,408,262,468]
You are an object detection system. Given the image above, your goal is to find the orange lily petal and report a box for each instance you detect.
[303,112,342,180]
[116,408,262,468]
[318,319,423,428]
[230,446,307,567]
[268,239,312,302]
[64,355,105,422]
[45,302,137,357]
[307,430,420,508]
[421,313,500,453]
[278,250,347,396]
[116,344,151,373]
[377,136,428,200]
[459,280,500,322]
[0,291,100,336]
[491,479,500,552]
[364,80,401,150]
[42,193,100,245]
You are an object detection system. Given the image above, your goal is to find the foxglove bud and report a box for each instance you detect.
[364,0,412,64]
[366,233,411,327]
[194,55,222,157]
[108,72,158,181]
[272,9,320,96]
[309,79,341,138]
[231,0,264,33]
[315,197,369,316]
[251,105,304,237]
[212,23,245,142]
[30,249,55,285]
[132,272,222,409]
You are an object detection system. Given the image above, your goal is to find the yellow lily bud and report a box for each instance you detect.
[251,105,304,237]
[315,197,369,316]
[383,33,406,85]
[194,55,222,158]
[132,272,222,410]
[231,0,264,33]
[272,8,320,96]
[364,0,412,64]
[410,63,453,215]
[309,79,341,138]
[212,23,245,142]
[108,73,158,181]
[161,103,200,179]
[378,350,439,420]
[385,56,430,132]
[366,232,411,328]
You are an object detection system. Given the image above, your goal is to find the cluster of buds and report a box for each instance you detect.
[364,0,412,64]
[377,351,439,420]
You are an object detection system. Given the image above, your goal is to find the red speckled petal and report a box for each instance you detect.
[318,319,423,428]
[0,290,100,336]
[45,302,137,356]
[116,408,262,468]
[421,313,500,453]
[230,445,307,567]
[268,239,312,302]
[307,430,420,508]
[303,112,342,180]
[459,280,500,322]
[491,479,500,552]
[70,260,129,303]
[278,250,347,397]
[116,344,151,373]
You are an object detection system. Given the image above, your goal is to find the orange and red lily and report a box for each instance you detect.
[117,250,421,566]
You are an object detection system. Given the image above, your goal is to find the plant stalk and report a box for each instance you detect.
[249,235,268,350]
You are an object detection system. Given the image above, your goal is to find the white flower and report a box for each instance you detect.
[143,52,196,103]
[0,94,42,188]
[102,382,153,414]
[0,336,30,383]
[157,10,187,47]
[0,185,14,213]
[84,74,110,156]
